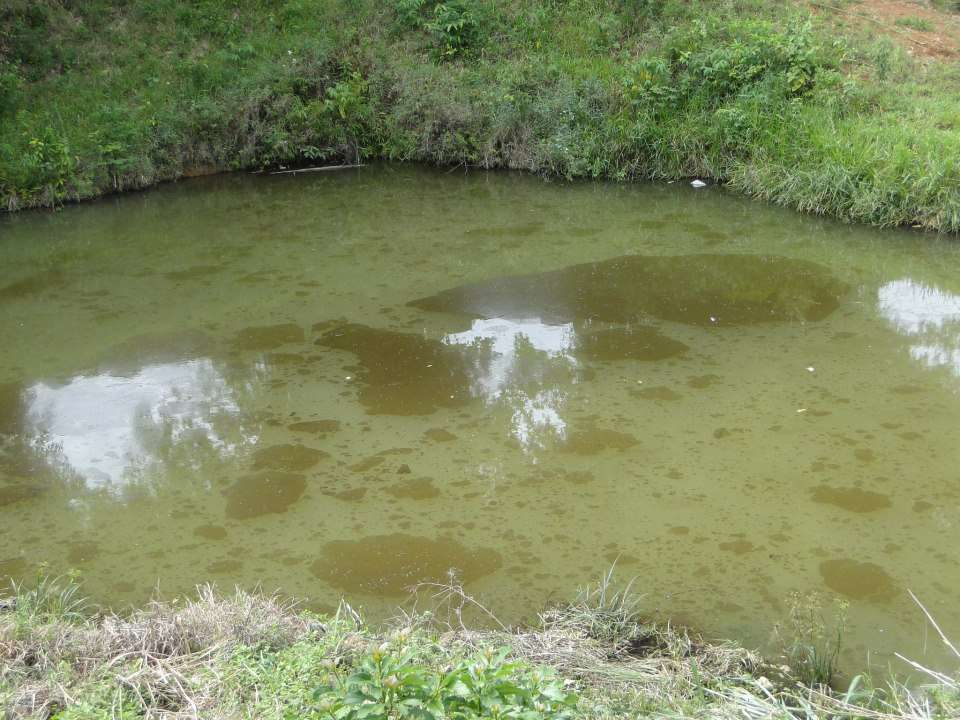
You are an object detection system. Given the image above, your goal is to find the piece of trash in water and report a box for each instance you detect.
[797,408,807,413]
[806,366,815,372]
[691,179,707,188]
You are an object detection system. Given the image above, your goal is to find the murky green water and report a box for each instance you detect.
[2,165,960,674]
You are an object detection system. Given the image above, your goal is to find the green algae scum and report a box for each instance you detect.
[1,165,960,675]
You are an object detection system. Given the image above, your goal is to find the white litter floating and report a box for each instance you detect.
[690,179,707,188]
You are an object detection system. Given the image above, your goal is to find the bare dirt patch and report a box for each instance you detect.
[812,0,960,59]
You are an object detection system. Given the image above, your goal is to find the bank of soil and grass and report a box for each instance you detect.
[2,0,960,231]
[0,571,958,719]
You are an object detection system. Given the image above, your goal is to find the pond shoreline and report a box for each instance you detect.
[2,577,957,719]
[3,2,960,232]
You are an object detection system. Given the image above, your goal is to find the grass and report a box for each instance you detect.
[895,16,936,33]
[1,572,958,719]
[1,1,960,232]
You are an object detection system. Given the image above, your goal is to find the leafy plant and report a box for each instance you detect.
[312,629,577,720]
[426,2,481,60]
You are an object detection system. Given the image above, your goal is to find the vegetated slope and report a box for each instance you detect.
[1,0,959,232]
[2,576,958,719]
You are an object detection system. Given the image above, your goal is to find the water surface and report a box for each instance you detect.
[2,165,959,675]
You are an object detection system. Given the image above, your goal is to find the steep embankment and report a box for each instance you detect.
[1,1,960,231]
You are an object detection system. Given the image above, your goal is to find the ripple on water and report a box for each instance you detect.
[408,254,849,326]
[310,533,502,595]
[223,471,307,520]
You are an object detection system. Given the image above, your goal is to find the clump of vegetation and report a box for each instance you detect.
[1,571,959,719]
[772,590,848,688]
[1,0,960,232]
[895,16,936,33]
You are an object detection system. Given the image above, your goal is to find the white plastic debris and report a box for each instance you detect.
[690,179,707,188]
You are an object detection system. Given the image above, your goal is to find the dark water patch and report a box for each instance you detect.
[889,384,925,395]
[811,485,892,513]
[687,374,721,389]
[465,223,544,237]
[208,559,243,573]
[265,352,308,366]
[233,323,304,351]
[223,471,307,520]
[0,382,24,435]
[252,443,329,471]
[99,329,215,373]
[563,470,595,485]
[819,559,896,601]
[311,533,501,595]
[350,456,385,473]
[316,323,473,415]
[575,326,688,362]
[288,420,341,435]
[562,428,638,455]
[323,487,367,502]
[385,477,440,500]
[424,428,457,442]
[0,556,26,577]
[0,270,65,300]
[409,254,848,326]
[164,265,222,281]
[719,539,755,555]
[66,541,100,564]
[0,482,44,507]
[631,386,682,402]
[193,524,228,540]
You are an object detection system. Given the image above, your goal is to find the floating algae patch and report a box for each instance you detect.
[575,326,689,361]
[315,323,473,415]
[424,428,458,442]
[631,385,682,402]
[811,485,892,513]
[0,481,44,507]
[193,524,228,540]
[0,270,66,301]
[288,420,341,435]
[820,559,897,601]
[311,533,501,595]
[409,254,848,326]
[385,477,440,500]
[562,427,639,455]
[233,323,304,351]
[0,382,24,435]
[252,443,329,471]
[99,329,216,373]
[223,471,307,520]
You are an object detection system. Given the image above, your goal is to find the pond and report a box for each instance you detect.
[1,164,959,674]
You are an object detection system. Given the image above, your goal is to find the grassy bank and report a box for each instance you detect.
[1,574,958,719]
[1,1,960,231]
